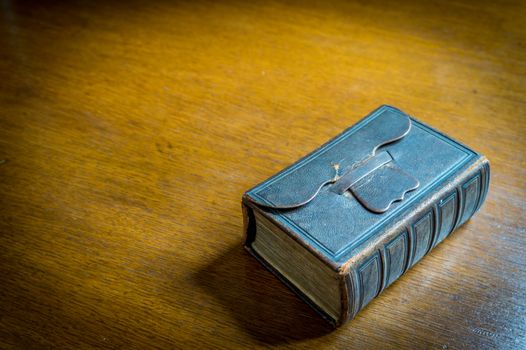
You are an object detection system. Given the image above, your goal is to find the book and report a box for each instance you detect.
[242,105,490,326]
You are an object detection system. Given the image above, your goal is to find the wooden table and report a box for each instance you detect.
[1,0,525,348]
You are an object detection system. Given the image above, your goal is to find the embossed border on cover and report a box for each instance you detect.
[248,106,477,262]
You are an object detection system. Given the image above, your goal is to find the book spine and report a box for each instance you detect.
[342,156,490,324]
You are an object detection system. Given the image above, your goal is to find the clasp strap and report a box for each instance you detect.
[331,151,393,195]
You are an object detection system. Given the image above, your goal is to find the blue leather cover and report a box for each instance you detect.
[245,105,484,266]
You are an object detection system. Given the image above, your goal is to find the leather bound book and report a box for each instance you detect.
[242,105,490,326]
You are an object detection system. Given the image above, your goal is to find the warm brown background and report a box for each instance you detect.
[1,0,525,348]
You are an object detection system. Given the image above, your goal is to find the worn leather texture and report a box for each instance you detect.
[243,105,490,326]
[246,105,486,265]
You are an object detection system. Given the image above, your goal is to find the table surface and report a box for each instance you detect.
[1,0,525,349]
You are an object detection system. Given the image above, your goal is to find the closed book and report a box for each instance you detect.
[242,105,490,326]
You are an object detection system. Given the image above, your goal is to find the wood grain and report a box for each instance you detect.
[0,0,525,348]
